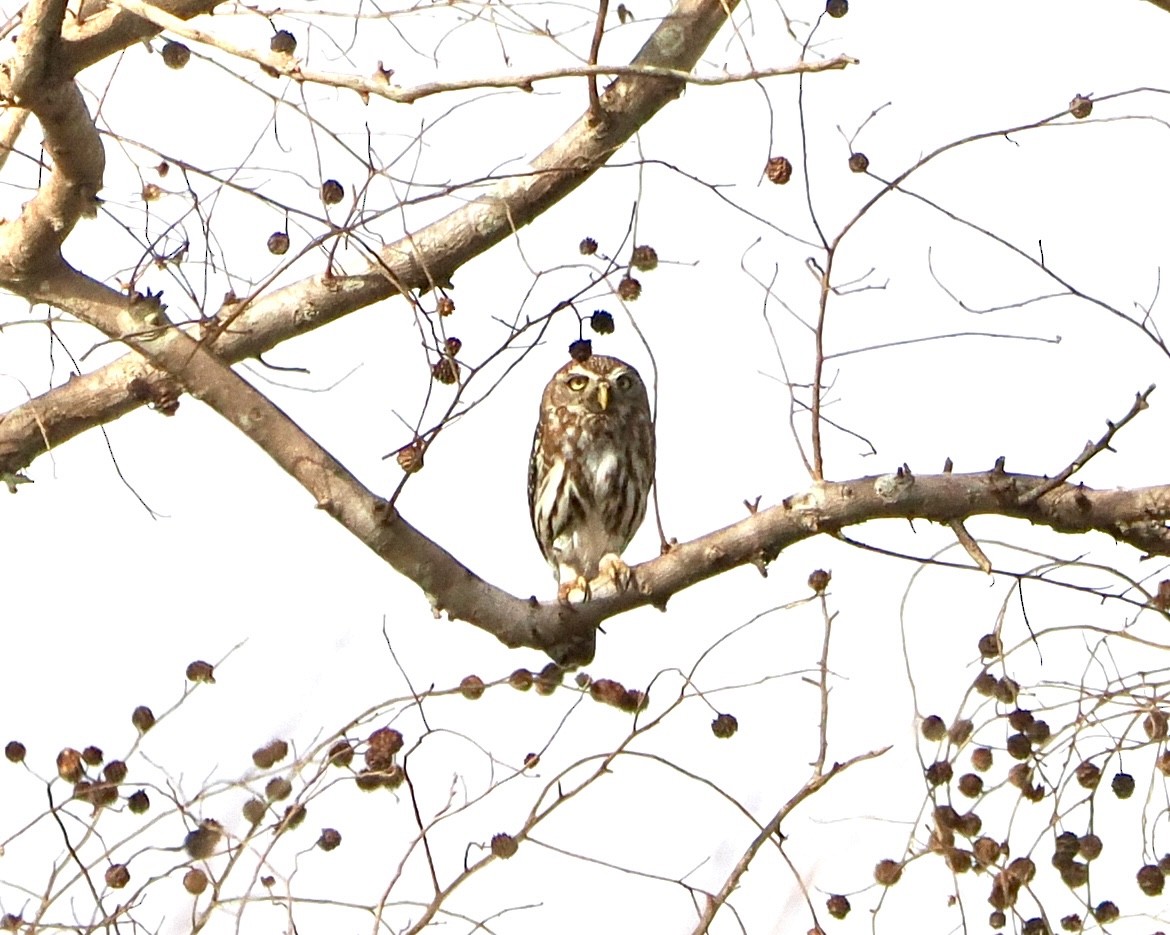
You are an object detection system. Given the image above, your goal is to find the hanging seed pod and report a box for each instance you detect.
[161,41,191,69]
[270,30,297,54]
[711,713,738,739]
[765,156,792,184]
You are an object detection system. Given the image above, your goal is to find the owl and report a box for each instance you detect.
[528,354,655,602]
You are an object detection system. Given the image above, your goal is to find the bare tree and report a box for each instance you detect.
[2,0,1170,932]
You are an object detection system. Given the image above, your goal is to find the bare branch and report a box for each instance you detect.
[0,0,104,276]
[1017,384,1155,505]
[0,0,793,476]
[108,0,855,104]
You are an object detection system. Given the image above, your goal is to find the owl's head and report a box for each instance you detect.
[544,355,649,416]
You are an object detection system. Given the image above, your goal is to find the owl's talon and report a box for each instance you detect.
[599,553,633,593]
[558,576,590,604]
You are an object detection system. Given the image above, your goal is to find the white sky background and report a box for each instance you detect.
[2,0,1170,932]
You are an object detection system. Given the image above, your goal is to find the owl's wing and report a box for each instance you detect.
[527,422,545,541]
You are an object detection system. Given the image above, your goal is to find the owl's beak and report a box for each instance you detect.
[596,381,609,410]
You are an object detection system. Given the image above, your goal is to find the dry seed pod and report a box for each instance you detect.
[925,760,953,786]
[317,828,342,851]
[183,868,208,895]
[988,871,1019,910]
[873,859,902,886]
[253,740,289,769]
[381,764,405,789]
[993,677,1020,704]
[459,675,486,700]
[973,672,997,696]
[161,41,190,68]
[568,339,592,362]
[590,310,614,335]
[491,833,518,859]
[958,773,984,797]
[617,276,641,301]
[4,741,25,763]
[1068,95,1092,119]
[132,705,155,732]
[355,770,383,791]
[270,29,296,53]
[265,777,292,801]
[956,812,982,838]
[1007,709,1034,731]
[320,180,344,205]
[630,245,658,271]
[921,715,946,741]
[1077,834,1102,861]
[826,0,847,17]
[127,789,150,813]
[510,669,534,691]
[242,798,266,824]
[437,296,455,317]
[279,804,306,831]
[765,156,792,184]
[1006,857,1036,884]
[105,864,130,889]
[978,633,1003,658]
[267,232,290,255]
[1092,901,1118,924]
[395,440,424,474]
[1053,831,1079,858]
[946,848,973,873]
[57,748,84,783]
[948,719,974,745]
[826,894,850,919]
[184,820,223,859]
[973,837,1001,866]
[104,760,127,784]
[1075,761,1100,788]
[1137,863,1165,896]
[711,713,738,738]
[848,152,869,173]
[808,568,831,593]
[327,741,354,768]
[1006,733,1032,760]
[186,660,215,683]
[431,358,459,385]
[82,746,103,766]
[1059,861,1088,888]
[1144,709,1168,740]
[589,678,626,707]
[971,747,993,771]
[1024,720,1050,744]
[1111,772,1135,799]
[1059,914,1082,932]
[579,237,598,255]
[989,910,1006,929]
[1007,763,1032,789]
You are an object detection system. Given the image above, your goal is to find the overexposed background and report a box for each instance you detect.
[2,0,1170,932]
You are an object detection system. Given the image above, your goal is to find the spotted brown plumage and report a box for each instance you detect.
[528,355,655,601]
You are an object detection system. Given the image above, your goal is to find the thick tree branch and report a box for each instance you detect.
[0,0,836,475]
[12,253,1170,669]
[0,0,104,278]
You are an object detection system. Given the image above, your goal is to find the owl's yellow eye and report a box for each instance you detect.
[614,373,633,391]
[566,375,589,391]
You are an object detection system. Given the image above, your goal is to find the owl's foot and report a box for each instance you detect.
[558,575,590,604]
[598,553,633,593]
